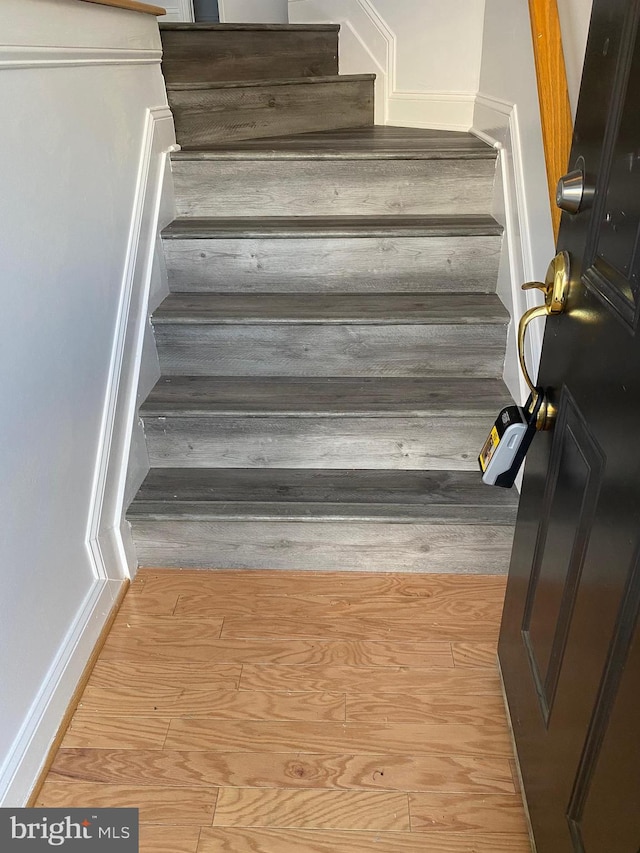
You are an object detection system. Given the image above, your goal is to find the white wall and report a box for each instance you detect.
[289,0,485,128]
[220,0,288,22]
[557,0,593,118]
[473,0,556,404]
[0,0,174,805]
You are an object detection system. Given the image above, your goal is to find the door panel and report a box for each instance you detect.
[571,572,640,851]
[499,1,640,850]
[523,389,605,724]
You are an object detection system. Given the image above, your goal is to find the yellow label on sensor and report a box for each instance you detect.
[479,425,500,472]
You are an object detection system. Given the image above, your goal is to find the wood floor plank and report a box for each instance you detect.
[173,592,503,622]
[451,642,499,667]
[138,569,507,600]
[50,749,517,794]
[117,588,181,617]
[239,664,501,694]
[220,617,500,642]
[61,715,170,749]
[212,787,410,831]
[141,825,200,853]
[87,660,241,690]
[101,627,455,668]
[409,792,528,834]
[196,827,532,852]
[128,573,147,594]
[77,686,345,721]
[105,617,226,657]
[163,720,513,757]
[36,782,217,825]
[345,694,508,725]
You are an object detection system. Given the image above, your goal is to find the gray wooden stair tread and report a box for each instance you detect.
[162,215,502,239]
[166,74,374,92]
[159,23,340,31]
[128,468,518,524]
[141,376,512,417]
[170,126,495,160]
[152,292,509,325]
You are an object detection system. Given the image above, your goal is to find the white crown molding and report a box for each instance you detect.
[0,45,161,69]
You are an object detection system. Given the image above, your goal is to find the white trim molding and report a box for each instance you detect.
[388,91,476,132]
[473,92,547,406]
[0,45,162,69]
[87,105,177,584]
[289,0,476,129]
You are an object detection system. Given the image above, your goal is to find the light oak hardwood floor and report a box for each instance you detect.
[38,569,531,852]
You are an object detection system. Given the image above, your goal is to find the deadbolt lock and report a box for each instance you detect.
[556,158,594,215]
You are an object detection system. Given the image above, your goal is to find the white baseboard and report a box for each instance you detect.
[87,105,177,585]
[387,91,475,131]
[0,579,123,806]
[473,92,548,407]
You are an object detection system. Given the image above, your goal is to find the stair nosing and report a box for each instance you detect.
[159,23,341,31]
[170,144,496,162]
[127,504,517,525]
[140,377,512,419]
[170,150,496,162]
[161,215,503,239]
[165,74,375,91]
[126,467,517,518]
[127,469,519,523]
[151,293,510,326]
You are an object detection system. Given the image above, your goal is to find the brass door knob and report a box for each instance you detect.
[517,252,570,429]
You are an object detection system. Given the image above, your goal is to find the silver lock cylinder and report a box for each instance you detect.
[556,169,585,213]
[556,158,594,214]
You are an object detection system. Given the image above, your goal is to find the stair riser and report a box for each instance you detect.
[143,416,494,470]
[163,235,502,293]
[154,324,507,378]
[129,520,514,573]
[160,29,338,85]
[168,79,373,148]
[172,159,496,217]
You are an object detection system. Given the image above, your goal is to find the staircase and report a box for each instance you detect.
[127,22,518,573]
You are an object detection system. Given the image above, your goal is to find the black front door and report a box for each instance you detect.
[499,1,640,850]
